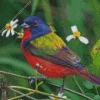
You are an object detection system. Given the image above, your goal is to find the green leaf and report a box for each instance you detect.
[89,0,100,40]
[31,0,39,15]
[9,0,30,18]
[86,93,95,98]
[82,81,94,89]
[41,0,53,24]
[90,39,100,75]
[94,95,100,100]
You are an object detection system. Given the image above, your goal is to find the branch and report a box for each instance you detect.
[10,88,37,100]
[8,86,69,100]
[71,76,85,94]
[8,92,34,100]
[0,70,28,80]
[0,70,93,100]
[46,82,93,100]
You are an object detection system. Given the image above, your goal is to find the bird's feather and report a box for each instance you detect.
[24,31,84,70]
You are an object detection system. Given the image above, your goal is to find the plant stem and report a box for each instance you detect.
[46,82,93,100]
[0,70,28,80]
[0,70,93,100]
[14,31,19,35]
[35,70,38,90]
[72,76,85,94]
[1,90,7,100]
[94,86,99,95]
[0,70,46,81]
[8,92,34,100]
[10,88,37,100]
[8,86,69,100]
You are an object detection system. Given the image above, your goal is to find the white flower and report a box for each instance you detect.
[1,19,18,37]
[66,25,89,44]
[49,92,69,100]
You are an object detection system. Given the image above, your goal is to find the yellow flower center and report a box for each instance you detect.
[73,31,80,38]
[5,24,12,30]
[17,33,24,39]
[52,98,59,100]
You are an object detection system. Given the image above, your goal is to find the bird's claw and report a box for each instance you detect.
[59,84,64,94]
[28,76,47,85]
[28,77,35,85]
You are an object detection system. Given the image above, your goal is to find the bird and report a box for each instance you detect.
[21,16,100,87]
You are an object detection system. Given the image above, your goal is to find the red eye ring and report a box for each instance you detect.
[33,21,38,26]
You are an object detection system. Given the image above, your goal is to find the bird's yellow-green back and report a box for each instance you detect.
[30,30,66,50]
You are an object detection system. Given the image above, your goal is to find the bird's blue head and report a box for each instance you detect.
[21,16,51,39]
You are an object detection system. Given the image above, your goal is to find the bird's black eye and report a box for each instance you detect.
[33,21,38,26]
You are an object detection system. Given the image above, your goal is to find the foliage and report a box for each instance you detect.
[0,0,100,100]
[90,39,100,76]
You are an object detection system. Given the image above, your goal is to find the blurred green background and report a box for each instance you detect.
[0,0,100,100]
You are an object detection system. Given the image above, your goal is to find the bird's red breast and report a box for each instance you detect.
[21,47,78,78]
[21,29,32,43]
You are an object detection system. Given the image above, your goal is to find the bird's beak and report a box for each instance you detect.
[21,23,30,28]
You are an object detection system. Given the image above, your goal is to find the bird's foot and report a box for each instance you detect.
[28,76,47,85]
[59,84,64,94]
[28,77,35,85]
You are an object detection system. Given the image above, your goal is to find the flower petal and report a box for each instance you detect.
[12,24,18,29]
[10,20,13,25]
[79,36,89,44]
[66,35,75,41]
[6,30,11,37]
[1,29,7,36]
[71,25,78,33]
[49,94,54,99]
[58,93,63,97]
[11,29,15,35]
[10,19,18,26]
[62,96,67,99]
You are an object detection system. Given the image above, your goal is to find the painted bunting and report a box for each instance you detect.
[21,16,100,85]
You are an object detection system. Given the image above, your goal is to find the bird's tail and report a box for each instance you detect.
[78,70,100,85]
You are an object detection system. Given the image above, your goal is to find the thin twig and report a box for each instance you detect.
[0,70,28,80]
[10,88,37,100]
[46,82,93,100]
[94,86,99,95]
[8,92,34,100]
[35,70,38,90]
[8,86,69,100]
[0,70,46,80]
[0,70,93,100]
[71,76,85,94]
